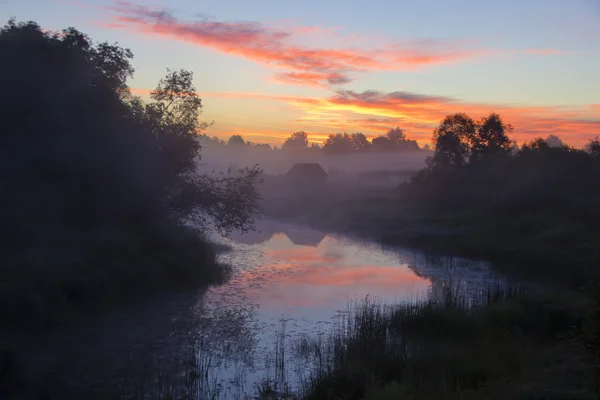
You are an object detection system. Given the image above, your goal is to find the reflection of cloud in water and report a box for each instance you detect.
[197,222,508,396]
[210,225,432,325]
[24,221,508,399]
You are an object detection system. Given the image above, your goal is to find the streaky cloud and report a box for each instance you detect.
[104,1,506,87]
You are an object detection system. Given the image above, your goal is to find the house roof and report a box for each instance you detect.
[285,163,328,179]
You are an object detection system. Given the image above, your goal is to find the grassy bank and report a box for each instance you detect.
[0,221,229,333]
[263,187,599,287]
[13,284,594,400]
[289,285,595,400]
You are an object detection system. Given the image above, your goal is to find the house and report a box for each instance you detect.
[284,163,327,185]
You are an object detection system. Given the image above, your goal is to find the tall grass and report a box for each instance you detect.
[5,283,591,399]
[287,283,590,400]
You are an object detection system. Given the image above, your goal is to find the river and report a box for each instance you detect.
[18,220,506,399]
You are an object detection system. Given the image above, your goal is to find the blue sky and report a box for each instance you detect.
[2,0,599,145]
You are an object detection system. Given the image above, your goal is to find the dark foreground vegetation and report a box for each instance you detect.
[14,284,594,400]
[0,19,262,331]
[2,16,600,400]
[291,284,597,400]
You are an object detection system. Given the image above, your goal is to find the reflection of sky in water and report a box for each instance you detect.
[197,224,437,395]
[207,230,431,329]
[198,221,505,397]
[27,221,502,399]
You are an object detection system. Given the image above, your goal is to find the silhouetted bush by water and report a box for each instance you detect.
[0,19,261,332]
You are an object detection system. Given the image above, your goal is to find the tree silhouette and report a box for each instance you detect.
[429,113,476,169]
[227,135,246,147]
[0,19,262,247]
[282,131,309,152]
[471,112,513,161]
[587,136,600,158]
[322,133,355,154]
[371,128,419,152]
[350,133,372,153]
[545,135,566,148]
[372,136,393,152]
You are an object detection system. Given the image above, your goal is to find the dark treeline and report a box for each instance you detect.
[199,127,424,155]
[398,112,600,281]
[0,18,262,332]
[264,113,600,399]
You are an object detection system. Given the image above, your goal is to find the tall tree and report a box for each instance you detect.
[0,19,262,240]
[227,135,246,147]
[322,133,355,154]
[471,112,513,161]
[545,135,565,148]
[587,136,600,158]
[372,136,393,152]
[429,113,476,169]
[350,133,372,153]
[282,131,309,152]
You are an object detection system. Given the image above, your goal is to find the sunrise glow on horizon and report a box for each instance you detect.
[3,0,599,147]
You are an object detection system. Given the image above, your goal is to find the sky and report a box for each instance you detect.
[2,0,599,146]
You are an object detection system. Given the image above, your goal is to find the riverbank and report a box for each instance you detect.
[263,187,599,287]
[292,285,596,400]
[0,221,229,334]
[260,186,600,398]
[0,221,233,398]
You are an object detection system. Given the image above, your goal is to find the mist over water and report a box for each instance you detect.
[20,221,505,398]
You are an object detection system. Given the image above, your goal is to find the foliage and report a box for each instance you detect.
[227,134,246,147]
[426,112,514,169]
[321,128,422,154]
[322,133,357,154]
[428,112,477,169]
[471,112,514,161]
[282,131,309,152]
[0,19,261,330]
[298,288,590,400]
[586,136,600,158]
[202,128,424,156]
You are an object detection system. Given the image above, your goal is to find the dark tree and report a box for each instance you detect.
[372,128,419,152]
[227,135,246,147]
[545,134,566,148]
[350,133,372,153]
[282,131,309,152]
[429,113,476,169]
[322,133,355,154]
[471,112,513,161]
[372,136,393,152]
[386,128,418,151]
[0,19,262,246]
[586,136,600,158]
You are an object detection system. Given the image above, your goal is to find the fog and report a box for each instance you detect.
[197,140,431,181]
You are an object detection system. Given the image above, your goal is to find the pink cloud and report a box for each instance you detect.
[103,1,507,87]
[525,48,565,55]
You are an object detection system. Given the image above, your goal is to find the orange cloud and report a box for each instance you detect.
[127,87,599,147]
[287,90,600,146]
[104,1,505,87]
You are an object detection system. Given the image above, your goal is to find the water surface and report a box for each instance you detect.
[22,220,505,399]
